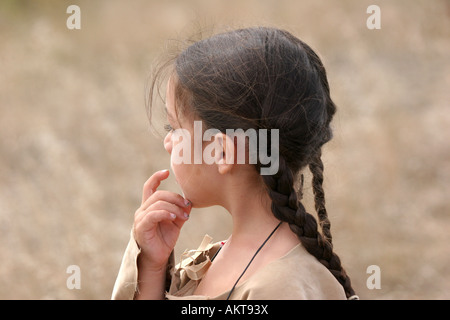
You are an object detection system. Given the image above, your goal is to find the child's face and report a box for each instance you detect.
[163,79,222,208]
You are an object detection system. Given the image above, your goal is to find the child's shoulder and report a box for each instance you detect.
[234,244,347,300]
[171,235,346,300]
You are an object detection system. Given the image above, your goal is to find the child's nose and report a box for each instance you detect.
[164,132,172,154]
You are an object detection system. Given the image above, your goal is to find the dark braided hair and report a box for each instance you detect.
[149,26,356,298]
[262,155,355,297]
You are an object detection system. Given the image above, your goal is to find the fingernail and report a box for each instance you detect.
[170,213,176,220]
[184,199,191,207]
[184,212,189,220]
[160,169,169,173]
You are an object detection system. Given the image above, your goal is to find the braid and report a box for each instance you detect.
[301,40,336,245]
[309,150,332,244]
[262,156,356,298]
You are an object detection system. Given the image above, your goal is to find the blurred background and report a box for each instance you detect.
[0,0,448,299]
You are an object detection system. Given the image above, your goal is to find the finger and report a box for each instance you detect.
[135,210,177,236]
[144,210,177,224]
[146,200,190,222]
[142,169,170,204]
[135,195,191,226]
[142,190,191,212]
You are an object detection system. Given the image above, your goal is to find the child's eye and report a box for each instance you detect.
[164,124,174,132]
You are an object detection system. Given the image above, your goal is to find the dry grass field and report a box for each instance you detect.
[0,0,449,299]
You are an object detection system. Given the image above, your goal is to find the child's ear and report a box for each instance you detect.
[213,132,235,175]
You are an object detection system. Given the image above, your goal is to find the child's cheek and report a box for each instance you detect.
[170,154,179,180]
[170,158,185,187]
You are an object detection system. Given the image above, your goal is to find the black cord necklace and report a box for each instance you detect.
[211,221,283,300]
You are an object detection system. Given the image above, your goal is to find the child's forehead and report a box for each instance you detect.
[164,95,194,128]
[165,79,179,118]
[166,86,197,123]
[165,78,174,105]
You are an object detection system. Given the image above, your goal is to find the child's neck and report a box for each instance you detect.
[215,165,298,251]
[222,184,283,249]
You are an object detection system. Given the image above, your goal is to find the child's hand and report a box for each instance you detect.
[133,170,191,272]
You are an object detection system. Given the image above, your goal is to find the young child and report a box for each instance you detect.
[111,27,357,300]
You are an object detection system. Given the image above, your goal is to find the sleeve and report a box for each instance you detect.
[110,228,175,300]
[110,229,141,300]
